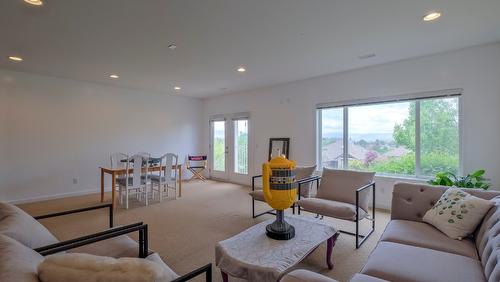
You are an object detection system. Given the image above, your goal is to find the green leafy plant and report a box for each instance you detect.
[428,169,491,190]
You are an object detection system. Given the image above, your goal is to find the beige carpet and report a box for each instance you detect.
[18,180,389,282]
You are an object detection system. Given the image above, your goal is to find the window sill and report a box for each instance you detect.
[374,174,428,183]
[315,169,431,183]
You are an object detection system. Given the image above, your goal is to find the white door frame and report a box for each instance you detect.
[209,113,252,184]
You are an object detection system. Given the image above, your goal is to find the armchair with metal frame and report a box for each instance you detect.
[32,203,212,282]
[296,169,376,249]
[249,174,321,218]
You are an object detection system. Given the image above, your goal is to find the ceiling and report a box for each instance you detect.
[1,0,500,98]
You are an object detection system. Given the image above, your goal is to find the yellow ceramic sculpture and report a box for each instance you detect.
[262,155,297,210]
[262,154,297,240]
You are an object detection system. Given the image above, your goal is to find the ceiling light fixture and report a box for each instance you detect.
[24,0,43,6]
[237,67,246,73]
[174,86,181,90]
[8,56,23,62]
[168,44,177,50]
[109,74,119,79]
[423,11,441,22]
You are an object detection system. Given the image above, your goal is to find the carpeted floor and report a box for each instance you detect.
[18,180,389,282]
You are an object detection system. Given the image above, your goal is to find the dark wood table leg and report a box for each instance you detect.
[221,270,229,282]
[326,232,340,270]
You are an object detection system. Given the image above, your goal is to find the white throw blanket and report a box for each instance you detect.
[38,253,177,282]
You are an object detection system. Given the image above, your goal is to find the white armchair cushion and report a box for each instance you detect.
[295,165,317,197]
[297,198,367,221]
[0,202,59,249]
[0,234,44,282]
[317,169,375,212]
[38,253,179,282]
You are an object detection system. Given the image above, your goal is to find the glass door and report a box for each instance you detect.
[210,115,251,183]
[230,118,249,183]
[210,120,228,180]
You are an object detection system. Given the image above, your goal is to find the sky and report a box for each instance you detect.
[322,101,410,141]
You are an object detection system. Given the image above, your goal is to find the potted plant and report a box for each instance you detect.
[428,169,491,190]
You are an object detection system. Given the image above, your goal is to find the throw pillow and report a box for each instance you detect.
[423,188,494,239]
[38,253,179,282]
[294,165,316,198]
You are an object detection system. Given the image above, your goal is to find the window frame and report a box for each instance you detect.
[316,90,463,179]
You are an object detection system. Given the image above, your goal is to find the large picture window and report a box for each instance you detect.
[317,94,460,178]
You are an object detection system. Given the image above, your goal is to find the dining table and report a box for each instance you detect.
[99,163,182,208]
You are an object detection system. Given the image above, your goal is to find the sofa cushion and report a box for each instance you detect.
[423,188,493,239]
[350,274,389,282]
[380,219,478,259]
[69,235,141,258]
[280,269,337,282]
[0,234,44,282]
[37,253,178,282]
[360,242,485,282]
[474,196,500,282]
[317,168,375,213]
[295,166,317,198]
[297,198,366,221]
[391,182,499,222]
[0,202,59,249]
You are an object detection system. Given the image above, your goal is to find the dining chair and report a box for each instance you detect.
[150,153,178,201]
[110,152,128,169]
[110,152,128,196]
[117,153,150,209]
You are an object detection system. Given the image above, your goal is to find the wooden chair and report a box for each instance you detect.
[150,153,178,201]
[296,168,375,248]
[187,155,207,181]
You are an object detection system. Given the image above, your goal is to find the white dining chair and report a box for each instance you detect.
[110,152,128,197]
[117,153,150,209]
[150,153,178,202]
[110,152,128,169]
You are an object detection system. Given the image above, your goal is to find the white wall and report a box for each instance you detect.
[204,42,500,209]
[0,69,203,203]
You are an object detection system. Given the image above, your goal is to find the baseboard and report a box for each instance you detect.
[8,187,113,204]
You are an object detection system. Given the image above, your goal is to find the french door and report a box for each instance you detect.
[209,114,250,183]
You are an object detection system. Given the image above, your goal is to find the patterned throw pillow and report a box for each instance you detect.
[423,188,494,239]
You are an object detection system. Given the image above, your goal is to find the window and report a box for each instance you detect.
[317,95,460,178]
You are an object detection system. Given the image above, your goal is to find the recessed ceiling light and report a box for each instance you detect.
[168,44,177,50]
[237,67,246,73]
[109,74,119,79]
[8,56,23,62]
[24,0,43,6]
[174,86,181,90]
[423,11,441,22]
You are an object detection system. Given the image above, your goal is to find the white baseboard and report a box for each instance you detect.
[8,187,113,204]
